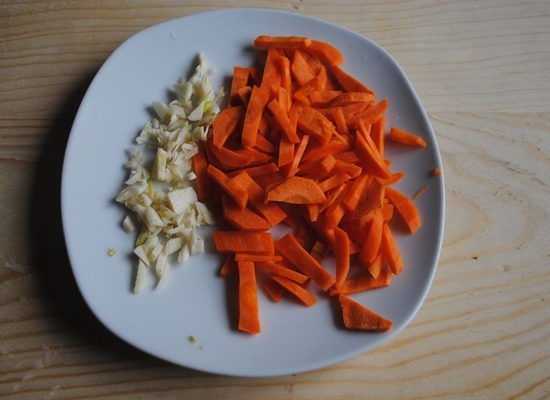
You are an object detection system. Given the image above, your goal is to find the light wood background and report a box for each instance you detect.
[1,1,549,398]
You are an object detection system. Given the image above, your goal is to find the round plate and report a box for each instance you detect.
[61,8,444,377]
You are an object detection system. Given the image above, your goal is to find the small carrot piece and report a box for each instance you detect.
[256,261,309,284]
[304,39,344,66]
[354,127,393,179]
[266,176,326,205]
[339,294,393,331]
[331,64,375,94]
[331,270,391,296]
[334,226,351,290]
[275,233,336,291]
[264,279,285,302]
[433,167,442,176]
[238,261,261,334]
[242,86,270,147]
[291,50,317,86]
[212,105,244,149]
[254,35,311,49]
[222,196,272,231]
[267,98,300,143]
[371,115,385,156]
[389,126,427,148]
[297,106,336,146]
[212,231,274,255]
[413,184,430,201]
[269,274,318,307]
[206,164,248,209]
[235,253,282,263]
[229,67,251,105]
[381,223,404,275]
[385,186,422,233]
[343,173,370,212]
[192,145,212,202]
[220,255,238,277]
[358,210,385,265]
[285,134,310,177]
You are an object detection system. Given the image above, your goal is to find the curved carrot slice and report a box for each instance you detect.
[266,176,326,204]
[384,186,421,233]
[334,226,350,289]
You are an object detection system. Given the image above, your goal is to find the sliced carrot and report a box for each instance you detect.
[238,261,261,333]
[256,261,309,284]
[331,64,375,94]
[371,115,385,156]
[206,164,248,209]
[275,233,336,291]
[235,162,279,177]
[192,145,212,202]
[384,186,421,233]
[231,171,287,226]
[220,255,238,277]
[229,67,251,105]
[381,223,404,275]
[285,134,310,177]
[212,231,274,255]
[291,50,317,86]
[331,270,391,296]
[339,294,393,331]
[413,184,430,201]
[254,35,311,49]
[269,274,318,307]
[433,167,442,176]
[334,226,350,290]
[297,106,336,146]
[354,126,392,179]
[366,249,386,279]
[343,173,369,212]
[389,126,427,148]
[358,210,384,265]
[241,86,270,147]
[308,90,343,106]
[264,279,285,302]
[267,98,300,143]
[222,195,272,231]
[347,99,389,128]
[212,105,244,148]
[266,176,326,204]
[305,39,344,66]
[235,253,282,263]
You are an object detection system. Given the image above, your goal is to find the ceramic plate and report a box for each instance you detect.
[61,8,444,377]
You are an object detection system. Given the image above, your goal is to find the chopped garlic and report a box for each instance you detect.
[116,53,222,292]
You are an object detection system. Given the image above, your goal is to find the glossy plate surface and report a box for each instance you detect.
[61,8,444,377]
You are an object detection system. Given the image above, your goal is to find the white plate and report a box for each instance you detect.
[61,8,444,377]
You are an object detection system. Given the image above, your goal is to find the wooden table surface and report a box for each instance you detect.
[1,1,549,398]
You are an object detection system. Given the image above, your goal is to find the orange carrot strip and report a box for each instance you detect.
[333,271,391,296]
[385,187,422,234]
[381,223,404,275]
[329,92,376,107]
[253,132,278,153]
[269,274,317,307]
[229,67,251,105]
[235,162,279,177]
[242,86,270,147]
[238,261,261,333]
[331,65,375,94]
[264,279,284,302]
[339,294,393,331]
[211,105,244,149]
[354,126,393,179]
[279,56,293,110]
[343,173,370,212]
[347,99,389,128]
[286,134,310,177]
[305,39,344,66]
[193,145,212,202]
[206,164,248,209]
[308,90,343,106]
[275,233,336,291]
[413,184,430,201]
[267,98,300,143]
[324,180,354,228]
[379,171,405,185]
[333,159,363,178]
[367,249,385,279]
[222,196,272,232]
[302,137,350,162]
[261,48,282,93]
[266,176,326,204]
[389,126,427,148]
[235,253,282,263]
[254,35,312,49]
[220,255,238,277]
[231,171,287,226]
[358,210,384,265]
[334,226,351,290]
[297,106,336,146]
[318,172,351,193]
[278,135,295,167]
[371,115,385,156]
[256,261,309,284]
[298,154,336,176]
[212,231,274,255]
[380,203,394,222]
[291,50,317,86]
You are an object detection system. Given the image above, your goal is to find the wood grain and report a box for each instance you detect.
[1,0,549,398]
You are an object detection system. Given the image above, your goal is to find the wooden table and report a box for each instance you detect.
[1,1,549,398]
